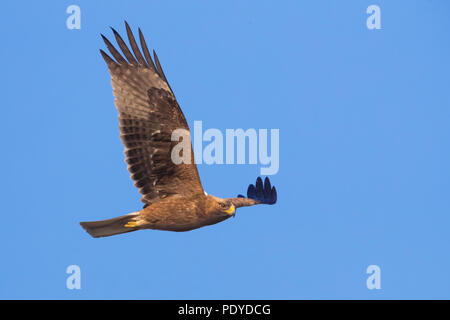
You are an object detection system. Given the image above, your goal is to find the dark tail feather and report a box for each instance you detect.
[80,212,140,238]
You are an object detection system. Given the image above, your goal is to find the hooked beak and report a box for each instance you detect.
[225,204,236,216]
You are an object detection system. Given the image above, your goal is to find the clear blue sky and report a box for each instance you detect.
[1,0,450,299]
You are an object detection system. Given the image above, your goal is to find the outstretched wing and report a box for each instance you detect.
[229,177,277,208]
[100,21,204,207]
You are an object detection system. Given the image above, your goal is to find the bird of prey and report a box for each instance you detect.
[80,22,277,238]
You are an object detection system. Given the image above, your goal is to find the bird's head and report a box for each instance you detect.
[208,196,236,217]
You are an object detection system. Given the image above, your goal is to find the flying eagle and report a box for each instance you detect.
[80,22,277,238]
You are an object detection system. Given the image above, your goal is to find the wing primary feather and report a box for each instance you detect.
[111,27,138,65]
[271,186,277,204]
[255,177,264,199]
[153,50,173,93]
[124,21,147,66]
[138,28,157,71]
[247,184,256,199]
[263,177,271,198]
[101,34,127,64]
[153,50,167,81]
[99,49,117,67]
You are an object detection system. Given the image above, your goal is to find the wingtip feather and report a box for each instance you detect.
[242,177,277,205]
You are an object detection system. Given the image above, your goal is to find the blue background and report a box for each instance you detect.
[1,0,449,299]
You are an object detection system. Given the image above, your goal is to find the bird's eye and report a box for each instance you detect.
[220,203,227,208]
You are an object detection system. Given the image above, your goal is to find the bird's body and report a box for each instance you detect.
[136,194,231,232]
[80,22,277,238]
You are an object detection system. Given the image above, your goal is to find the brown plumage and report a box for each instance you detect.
[80,22,277,238]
